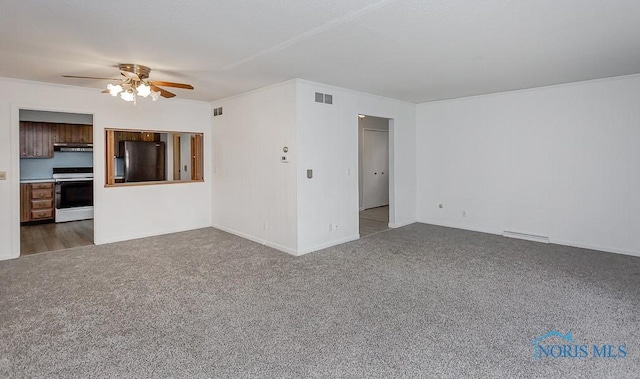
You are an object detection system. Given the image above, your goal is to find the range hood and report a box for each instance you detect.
[54,143,93,152]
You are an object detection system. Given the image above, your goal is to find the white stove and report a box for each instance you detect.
[53,167,94,223]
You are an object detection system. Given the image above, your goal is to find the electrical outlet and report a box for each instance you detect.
[263,222,268,231]
[329,223,334,231]
[0,171,6,180]
[463,211,467,217]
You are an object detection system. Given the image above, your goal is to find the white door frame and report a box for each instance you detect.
[356,115,394,235]
[10,104,96,258]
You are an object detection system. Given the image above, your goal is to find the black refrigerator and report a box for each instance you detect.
[121,141,166,182]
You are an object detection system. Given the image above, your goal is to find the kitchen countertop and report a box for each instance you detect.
[20,178,55,184]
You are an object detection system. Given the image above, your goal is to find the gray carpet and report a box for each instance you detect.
[1,224,638,378]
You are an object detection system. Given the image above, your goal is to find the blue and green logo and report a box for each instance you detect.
[532,330,627,361]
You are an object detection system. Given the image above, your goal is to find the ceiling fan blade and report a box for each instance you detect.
[63,75,119,80]
[150,84,176,98]
[148,81,194,90]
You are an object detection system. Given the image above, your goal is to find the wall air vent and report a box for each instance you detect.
[503,230,549,244]
[314,92,333,105]
[213,107,223,117]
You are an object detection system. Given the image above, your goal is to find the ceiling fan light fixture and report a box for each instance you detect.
[107,83,123,97]
[120,90,135,102]
[66,64,192,103]
[136,82,151,97]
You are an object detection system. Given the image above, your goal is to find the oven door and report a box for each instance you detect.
[55,180,94,209]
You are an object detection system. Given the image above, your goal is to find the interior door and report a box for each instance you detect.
[362,129,389,209]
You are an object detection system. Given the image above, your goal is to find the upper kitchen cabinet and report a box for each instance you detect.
[53,124,93,144]
[113,131,161,156]
[19,122,54,158]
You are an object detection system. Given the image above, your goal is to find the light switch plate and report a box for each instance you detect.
[0,171,6,180]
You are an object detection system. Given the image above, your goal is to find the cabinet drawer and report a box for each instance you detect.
[31,209,53,220]
[31,182,53,190]
[31,199,53,209]
[31,188,53,199]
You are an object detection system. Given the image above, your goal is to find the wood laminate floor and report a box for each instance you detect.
[20,220,94,256]
[359,205,389,237]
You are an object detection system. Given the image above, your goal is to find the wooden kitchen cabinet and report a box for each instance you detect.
[19,122,54,158]
[140,131,158,141]
[20,184,30,222]
[53,124,93,144]
[20,182,55,223]
[113,131,161,156]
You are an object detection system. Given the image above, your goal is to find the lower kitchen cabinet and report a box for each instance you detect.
[20,182,55,223]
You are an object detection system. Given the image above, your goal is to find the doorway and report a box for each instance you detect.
[358,115,390,237]
[18,109,95,255]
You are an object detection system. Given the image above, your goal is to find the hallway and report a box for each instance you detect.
[359,206,389,237]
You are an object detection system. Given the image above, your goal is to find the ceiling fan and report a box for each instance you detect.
[63,64,194,103]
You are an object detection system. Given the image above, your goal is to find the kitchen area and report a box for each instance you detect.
[19,110,94,255]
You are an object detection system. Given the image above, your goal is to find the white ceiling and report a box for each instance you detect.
[1,0,639,103]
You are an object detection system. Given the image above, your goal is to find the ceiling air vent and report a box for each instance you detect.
[315,92,324,103]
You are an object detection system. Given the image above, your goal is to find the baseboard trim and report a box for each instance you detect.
[503,230,549,244]
[95,224,212,245]
[550,238,640,258]
[211,224,298,256]
[417,220,639,258]
[417,220,502,236]
[0,252,20,261]
[296,235,360,256]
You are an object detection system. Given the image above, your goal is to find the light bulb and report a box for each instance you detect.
[150,90,160,102]
[107,83,123,97]
[120,90,135,102]
[136,82,151,97]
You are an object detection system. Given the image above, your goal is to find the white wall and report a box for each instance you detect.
[296,80,416,254]
[0,77,212,260]
[416,74,640,257]
[358,115,389,210]
[211,79,415,256]
[211,81,299,253]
